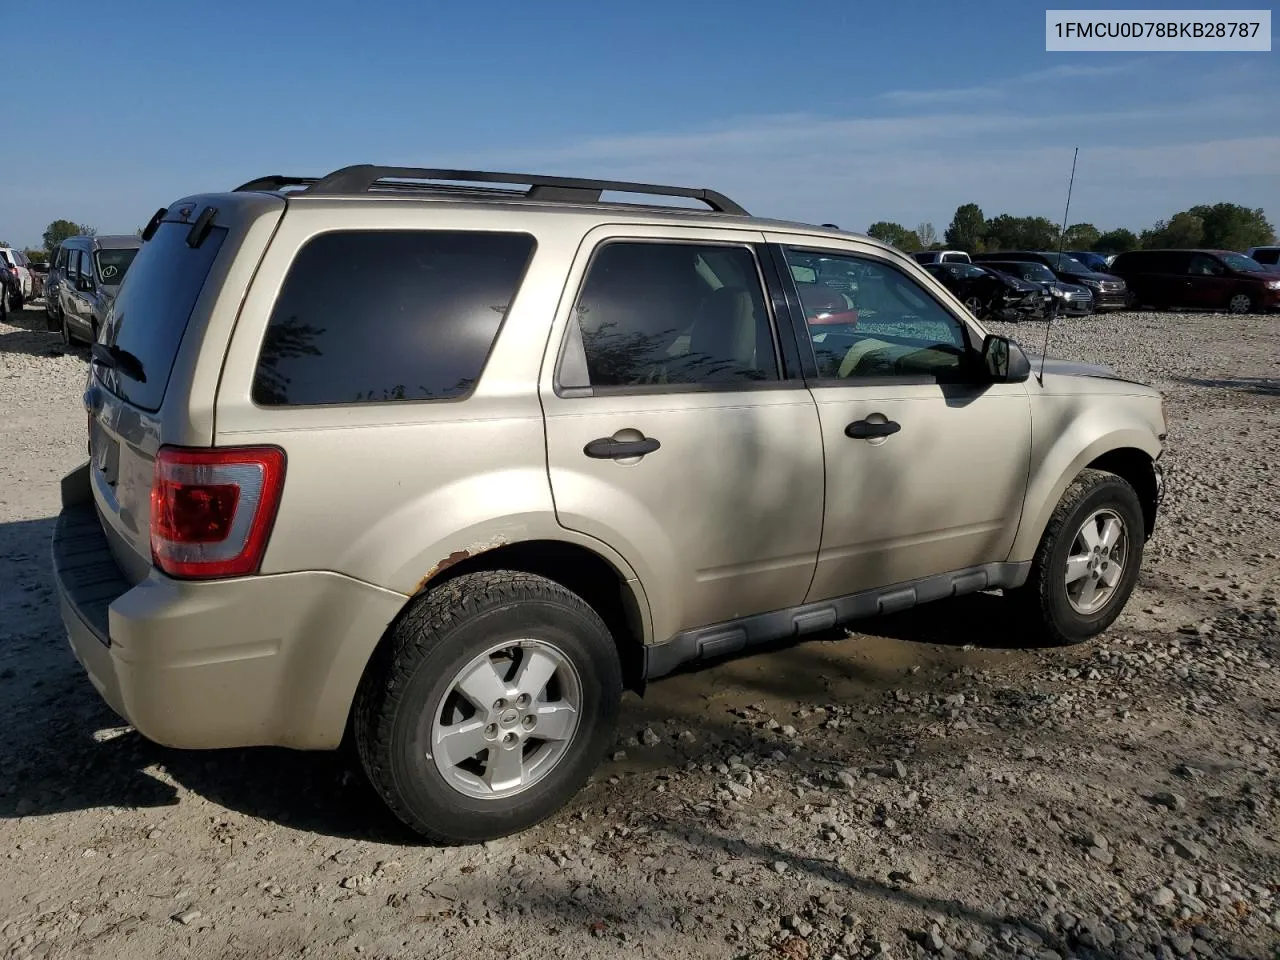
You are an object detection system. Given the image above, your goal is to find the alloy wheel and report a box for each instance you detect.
[429,639,582,800]
[1064,508,1128,615]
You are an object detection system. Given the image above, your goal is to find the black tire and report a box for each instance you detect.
[1228,293,1253,315]
[354,570,622,844]
[1010,468,1145,646]
[12,293,23,311]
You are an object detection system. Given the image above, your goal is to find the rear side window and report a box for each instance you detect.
[562,241,778,390]
[1253,249,1280,266]
[252,230,535,406]
[97,221,228,411]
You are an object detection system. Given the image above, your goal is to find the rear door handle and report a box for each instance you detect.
[845,419,901,439]
[584,436,661,459]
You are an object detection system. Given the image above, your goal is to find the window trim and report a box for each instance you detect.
[248,227,538,410]
[551,236,800,399]
[770,242,987,388]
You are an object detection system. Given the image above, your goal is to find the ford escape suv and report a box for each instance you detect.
[52,165,1166,844]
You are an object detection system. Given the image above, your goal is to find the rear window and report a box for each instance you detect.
[95,248,139,285]
[252,230,535,406]
[96,221,227,411]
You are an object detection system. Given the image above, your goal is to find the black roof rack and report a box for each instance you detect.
[234,164,748,215]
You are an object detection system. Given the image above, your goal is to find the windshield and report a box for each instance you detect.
[1000,261,1055,282]
[95,248,139,285]
[1042,253,1090,272]
[1220,253,1266,273]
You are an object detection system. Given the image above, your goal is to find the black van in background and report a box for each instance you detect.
[1108,249,1280,315]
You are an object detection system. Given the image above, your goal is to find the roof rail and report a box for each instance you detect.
[259,164,750,215]
[233,175,320,192]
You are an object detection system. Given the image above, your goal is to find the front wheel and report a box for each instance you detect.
[354,570,622,844]
[1228,293,1253,315]
[1010,468,1145,645]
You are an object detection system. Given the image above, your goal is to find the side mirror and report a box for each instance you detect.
[981,334,1031,383]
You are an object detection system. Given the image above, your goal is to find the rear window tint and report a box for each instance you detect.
[252,230,535,406]
[1253,249,1280,265]
[97,221,227,412]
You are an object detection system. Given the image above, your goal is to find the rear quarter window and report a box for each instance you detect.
[251,230,535,406]
[96,221,228,411]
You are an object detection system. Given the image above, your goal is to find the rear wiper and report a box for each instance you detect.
[91,342,147,383]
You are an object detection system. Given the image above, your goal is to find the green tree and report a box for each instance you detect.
[1092,228,1137,254]
[866,221,921,252]
[1142,212,1204,249]
[24,249,49,265]
[1062,223,1100,249]
[984,214,1060,250]
[42,220,95,259]
[1186,203,1275,250]
[944,203,986,252]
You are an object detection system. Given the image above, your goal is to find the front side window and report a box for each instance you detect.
[253,230,535,406]
[564,241,779,389]
[1187,254,1225,276]
[1219,253,1265,273]
[785,248,969,381]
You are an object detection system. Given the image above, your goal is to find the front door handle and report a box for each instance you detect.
[584,436,661,459]
[845,419,901,439]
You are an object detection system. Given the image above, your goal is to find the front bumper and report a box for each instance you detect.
[52,463,406,750]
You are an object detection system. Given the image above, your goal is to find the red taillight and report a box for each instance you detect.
[150,446,286,579]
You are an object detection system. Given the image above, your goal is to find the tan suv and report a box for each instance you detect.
[53,166,1166,843]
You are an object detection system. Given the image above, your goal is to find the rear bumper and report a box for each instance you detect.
[52,463,406,750]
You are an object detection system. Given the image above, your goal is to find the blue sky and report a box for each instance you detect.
[3,0,1277,248]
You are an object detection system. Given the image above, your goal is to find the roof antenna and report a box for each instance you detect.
[1037,146,1078,387]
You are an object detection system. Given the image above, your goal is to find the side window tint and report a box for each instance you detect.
[253,230,535,406]
[785,248,969,381]
[67,251,80,279]
[1254,249,1280,266]
[568,241,778,389]
[1187,254,1223,276]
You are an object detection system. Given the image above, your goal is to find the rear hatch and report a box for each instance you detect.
[86,199,281,583]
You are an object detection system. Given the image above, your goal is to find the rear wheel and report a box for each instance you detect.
[1010,469,1145,645]
[1228,293,1253,315]
[354,570,622,844]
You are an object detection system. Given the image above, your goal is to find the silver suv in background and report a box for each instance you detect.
[0,247,33,308]
[45,234,141,344]
[52,166,1166,844]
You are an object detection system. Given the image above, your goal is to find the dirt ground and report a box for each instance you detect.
[1,302,1277,960]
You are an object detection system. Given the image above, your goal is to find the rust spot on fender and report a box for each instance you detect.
[415,536,509,593]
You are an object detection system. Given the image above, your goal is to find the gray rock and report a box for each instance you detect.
[1171,837,1205,861]
[1152,791,1188,812]
[890,760,908,779]
[171,909,202,926]
[640,727,661,747]
[1148,887,1176,907]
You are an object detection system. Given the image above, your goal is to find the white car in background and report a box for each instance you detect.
[0,248,34,307]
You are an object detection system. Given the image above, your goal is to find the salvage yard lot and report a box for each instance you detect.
[1,304,1277,960]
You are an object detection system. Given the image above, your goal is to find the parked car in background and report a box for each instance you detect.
[0,247,33,308]
[1065,250,1111,273]
[911,250,972,264]
[922,261,1047,321]
[45,234,142,344]
[973,251,1129,310]
[1245,245,1280,267]
[1108,249,1280,314]
[29,261,48,299]
[979,259,1095,316]
[0,261,14,317]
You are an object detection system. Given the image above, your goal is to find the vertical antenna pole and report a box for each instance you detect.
[1037,146,1079,386]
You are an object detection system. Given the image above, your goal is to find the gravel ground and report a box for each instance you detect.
[1,302,1278,960]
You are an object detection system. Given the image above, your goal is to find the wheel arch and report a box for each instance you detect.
[1012,427,1162,562]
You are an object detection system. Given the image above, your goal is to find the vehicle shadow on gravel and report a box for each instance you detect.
[0,305,85,360]
[1176,376,1280,398]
